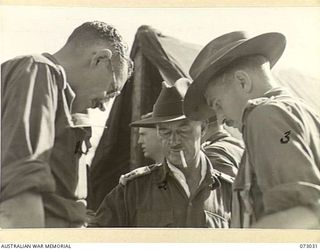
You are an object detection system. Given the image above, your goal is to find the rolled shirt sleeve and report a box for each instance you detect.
[244,103,320,216]
[1,56,58,201]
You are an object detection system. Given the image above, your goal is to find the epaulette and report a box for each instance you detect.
[245,97,270,112]
[29,54,60,70]
[119,163,161,186]
[242,97,271,124]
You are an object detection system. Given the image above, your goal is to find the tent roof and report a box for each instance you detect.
[88,25,204,209]
[130,25,202,85]
[130,26,320,113]
[274,68,320,112]
[88,25,320,210]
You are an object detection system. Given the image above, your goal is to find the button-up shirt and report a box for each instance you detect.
[92,151,230,227]
[202,130,244,215]
[1,54,90,226]
[231,87,320,228]
[166,157,207,198]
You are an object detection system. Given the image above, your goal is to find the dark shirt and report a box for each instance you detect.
[92,152,230,228]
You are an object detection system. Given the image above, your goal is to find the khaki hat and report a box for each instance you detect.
[130,78,191,127]
[184,31,286,121]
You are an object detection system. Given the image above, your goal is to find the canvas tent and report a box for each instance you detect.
[88,26,202,210]
[87,25,320,210]
[274,69,320,112]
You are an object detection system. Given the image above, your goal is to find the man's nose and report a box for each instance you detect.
[169,132,180,144]
[107,72,120,93]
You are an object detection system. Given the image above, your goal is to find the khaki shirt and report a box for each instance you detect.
[1,54,89,226]
[231,87,320,228]
[203,130,244,178]
[203,130,244,213]
[92,152,230,227]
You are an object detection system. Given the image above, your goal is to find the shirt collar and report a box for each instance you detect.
[159,151,218,184]
[263,87,291,98]
[42,53,70,91]
[166,151,207,185]
[155,152,220,193]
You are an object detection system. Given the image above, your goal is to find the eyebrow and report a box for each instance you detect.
[158,127,169,131]
[178,121,190,127]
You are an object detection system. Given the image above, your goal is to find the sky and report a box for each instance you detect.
[1,6,320,78]
[1,5,320,161]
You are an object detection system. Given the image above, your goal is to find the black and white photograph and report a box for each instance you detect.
[0,3,320,243]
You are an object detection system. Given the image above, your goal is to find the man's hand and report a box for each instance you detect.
[0,191,45,228]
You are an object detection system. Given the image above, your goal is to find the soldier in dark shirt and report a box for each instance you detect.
[92,78,241,227]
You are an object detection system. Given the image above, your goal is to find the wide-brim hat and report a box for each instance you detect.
[184,31,286,121]
[130,78,191,127]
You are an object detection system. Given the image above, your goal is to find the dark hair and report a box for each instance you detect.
[67,21,129,62]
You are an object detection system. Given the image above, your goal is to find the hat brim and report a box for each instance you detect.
[130,115,186,128]
[184,32,286,121]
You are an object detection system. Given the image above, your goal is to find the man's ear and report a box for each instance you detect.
[91,49,113,67]
[204,89,215,110]
[234,70,252,93]
[205,95,214,109]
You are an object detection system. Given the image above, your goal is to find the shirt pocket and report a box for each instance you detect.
[136,209,174,227]
[204,210,229,228]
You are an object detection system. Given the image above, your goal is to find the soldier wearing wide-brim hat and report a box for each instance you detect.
[130,78,190,127]
[183,31,320,228]
[90,78,235,227]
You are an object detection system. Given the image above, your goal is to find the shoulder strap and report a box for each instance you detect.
[119,163,161,186]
